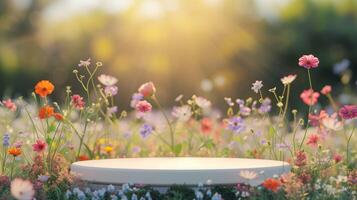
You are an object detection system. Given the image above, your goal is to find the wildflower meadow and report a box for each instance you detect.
[0,55,356,200]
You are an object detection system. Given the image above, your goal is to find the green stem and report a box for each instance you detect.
[10,156,15,179]
[299,69,313,149]
[346,127,355,165]
[152,96,175,154]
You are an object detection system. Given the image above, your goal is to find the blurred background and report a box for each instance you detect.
[0,0,356,110]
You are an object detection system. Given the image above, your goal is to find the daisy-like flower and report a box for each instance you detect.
[306,134,319,147]
[1,99,17,112]
[8,147,21,157]
[300,89,320,106]
[195,96,211,109]
[32,140,47,153]
[98,74,118,86]
[322,115,343,131]
[338,105,357,119]
[298,54,319,69]
[78,58,91,67]
[226,117,245,134]
[280,74,297,85]
[38,105,54,119]
[240,170,258,180]
[172,105,192,122]
[138,82,156,97]
[251,80,263,93]
[11,178,35,200]
[71,94,85,109]
[321,85,332,95]
[34,80,55,98]
[262,178,281,192]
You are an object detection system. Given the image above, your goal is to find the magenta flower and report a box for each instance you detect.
[300,89,320,106]
[71,94,85,109]
[320,85,332,95]
[339,105,357,119]
[135,100,152,113]
[298,54,319,69]
[32,140,47,153]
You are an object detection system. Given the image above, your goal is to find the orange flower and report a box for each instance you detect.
[78,155,90,161]
[262,178,281,192]
[34,80,54,98]
[8,147,21,157]
[53,113,64,121]
[38,105,54,119]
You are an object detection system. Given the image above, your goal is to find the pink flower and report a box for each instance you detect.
[280,74,297,85]
[333,153,343,163]
[1,99,17,112]
[294,151,307,167]
[138,82,156,97]
[71,94,85,109]
[339,105,357,119]
[320,85,332,95]
[300,89,320,106]
[306,134,319,147]
[308,110,328,127]
[298,54,319,69]
[32,140,47,153]
[135,100,152,113]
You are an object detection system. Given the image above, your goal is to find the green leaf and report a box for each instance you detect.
[173,144,182,156]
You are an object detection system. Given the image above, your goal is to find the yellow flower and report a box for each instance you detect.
[104,146,113,154]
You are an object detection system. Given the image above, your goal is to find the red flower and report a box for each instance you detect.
[300,89,320,106]
[298,54,319,69]
[262,178,281,192]
[38,105,54,119]
[78,155,90,161]
[339,105,357,120]
[71,94,85,110]
[306,134,319,147]
[294,151,307,167]
[320,85,332,95]
[53,113,64,121]
[32,140,47,153]
[333,153,343,163]
[200,118,213,134]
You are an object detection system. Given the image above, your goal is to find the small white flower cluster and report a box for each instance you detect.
[313,178,356,199]
[65,184,153,200]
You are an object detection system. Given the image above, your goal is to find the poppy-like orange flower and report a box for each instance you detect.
[53,113,64,121]
[78,155,90,161]
[38,105,54,119]
[8,147,22,157]
[35,80,54,98]
[262,178,281,192]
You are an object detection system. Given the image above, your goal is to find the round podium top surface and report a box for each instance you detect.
[71,157,290,185]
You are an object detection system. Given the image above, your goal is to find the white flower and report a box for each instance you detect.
[251,80,263,93]
[280,74,297,85]
[11,178,35,200]
[172,105,192,122]
[240,170,258,180]
[78,58,91,67]
[322,117,343,131]
[98,74,118,86]
[195,96,211,109]
[224,97,234,106]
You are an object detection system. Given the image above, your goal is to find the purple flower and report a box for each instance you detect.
[130,93,144,108]
[276,143,290,149]
[139,124,153,138]
[258,98,272,113]
[3,134,10,147]
[104,86,118,96]
[239,106,251,116]
[107,106,118,116]
[226,117,245,134]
